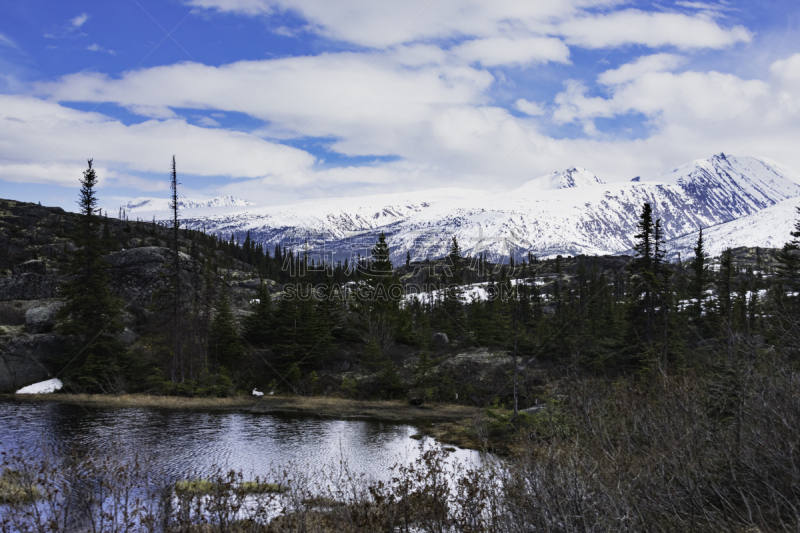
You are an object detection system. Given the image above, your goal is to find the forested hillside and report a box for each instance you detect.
[2,161,797,409]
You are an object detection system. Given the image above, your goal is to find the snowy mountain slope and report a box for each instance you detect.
[514,167,605,194]
[379,181,711,262]
[378,154,800,261]
[660,197,800,261]
[123,195,253,214]
[130,154,800,262]
[640,153,800,221]
[175,188,481,249]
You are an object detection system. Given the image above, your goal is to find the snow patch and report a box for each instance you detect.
[16,378,63,394]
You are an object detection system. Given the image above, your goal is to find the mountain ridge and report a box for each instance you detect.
[118,154,800,262]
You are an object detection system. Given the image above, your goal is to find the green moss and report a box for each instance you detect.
[239,481,286,494]
[0,470,41,503]
[175,478,216,495]
[175,478,285,496]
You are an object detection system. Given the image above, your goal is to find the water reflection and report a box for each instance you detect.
[0,401,480,484]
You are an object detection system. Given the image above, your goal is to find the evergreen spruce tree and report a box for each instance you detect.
[367,232,394,284]
[271,293,303,381]
[718,248,734,318]
[57,159,129,392]
[633,203,654,271]
[627,202,656,350]
[242,283,273,347]
[358,232,401,346]
[776,206,800,296]
[415,349,432,386]
[653,218,672,367]
[689,227,710,331]
[208,286,242,372]
[442,236,465,337]
[448,236,463,280]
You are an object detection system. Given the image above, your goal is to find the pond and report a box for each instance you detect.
[0,400,482,484]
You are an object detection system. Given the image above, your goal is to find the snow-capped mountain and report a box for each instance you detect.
[122,195,252,214]
[176,188,479,251]
[661,197,800,261]
[515,167,605,194]
[638,153,800,221]
[133,154,800,262]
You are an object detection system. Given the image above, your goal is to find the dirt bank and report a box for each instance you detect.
[0,393,480,422]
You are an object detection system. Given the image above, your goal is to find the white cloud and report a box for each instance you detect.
[674,1,733,13]
[770,54,800,86]
[34,52,494,159]
[553,55,772,126]
[71,13,89,28]
[452,36,570,67]
[5,3,799,207]
[597,53,686,85]
[556,10,751,50]
[186,0,750,53]
[27,43,800,201]
[196,115,221,127]
[0,96,317,188]
[515,99,545,116]
[86,43,117,55]
[0,33,18,50]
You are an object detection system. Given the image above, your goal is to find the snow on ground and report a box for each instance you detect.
[16,378,63,394]
[404,278,544,305]
[663,197,800,260]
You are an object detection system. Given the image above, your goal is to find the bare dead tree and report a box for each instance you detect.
[170,155,183,382]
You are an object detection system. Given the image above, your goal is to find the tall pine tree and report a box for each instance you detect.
[57,160,129,392]
[628,202,655,349]
[689,227,710,333]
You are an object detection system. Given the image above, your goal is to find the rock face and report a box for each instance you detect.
[13,260,48,275]
[0,333,63,393]
[105,247,198,306]
[24,302,63,334]
[0,273,60,301]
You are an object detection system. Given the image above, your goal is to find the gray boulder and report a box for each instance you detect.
[24,303,63,334]
[118,328,137,345]
[0,333,64,393]
[432,332,449,347]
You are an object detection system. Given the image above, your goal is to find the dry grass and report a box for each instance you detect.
[250,395,479,421]
[2,392,259,410]
[1,392,479,421]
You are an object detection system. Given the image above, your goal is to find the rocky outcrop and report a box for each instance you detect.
[0,273,60,301]
[105,247,198,306]
[0,332,64,393]
[13,259,48,275]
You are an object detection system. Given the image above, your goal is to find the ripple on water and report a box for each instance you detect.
[0,400,482,484]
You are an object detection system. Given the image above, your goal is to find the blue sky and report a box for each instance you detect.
[1,0,800,211]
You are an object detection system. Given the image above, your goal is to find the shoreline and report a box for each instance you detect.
[0,393,480,422]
